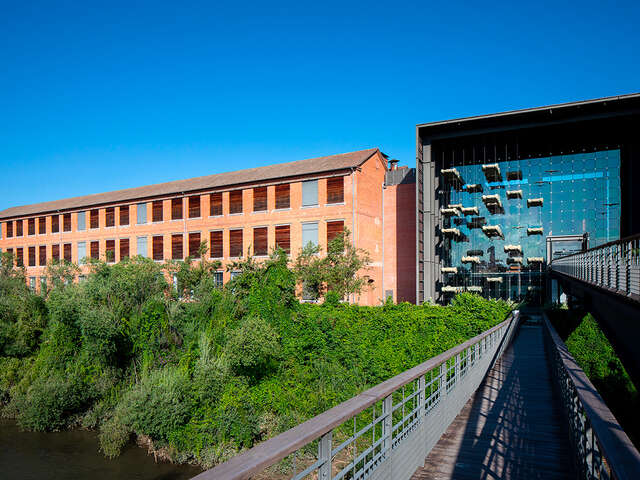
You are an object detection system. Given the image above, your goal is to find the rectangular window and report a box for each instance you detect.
[7,222,13,238]
[16,247,24,266]
[39,217,47,234]
[152,201,163,222]
[90,241,99,259]
[77,242,86,264]
[253,187,267,212]
[77,212,86,231]
[28,218,35,235]
[229,229,243,257]
[105,208,115,227]
[137,203,147,224]
[229,190,243,214]
[52,215,59,233]
[171,198,183,220]
[327,220,345,244]
[188,232,201,258]
[302,222,319,247]
[63,243,72,262]
[63,213,72,232]
[105,240,115,262]
[16,220,24,236]
[29,277,36,291]
[28,246,36,266]
[210,193,222,216]
[253,227,268,256]
[214,271,223,288]
[119,238,130,261]
[6,248,13,260]
[119,206,129,226]
[210,231,223,258]
[275,184,290,209]
[275,225,290,254]
[152,236,163,260]
[52,244,60,261]
[188,196,201,218]
[326,177,344,204]
[40,277,47,292]
[302,180,318,207]
[137,237,148,258]
[90,209,99,229]
[171,234,183,259]
[39,246,47,266]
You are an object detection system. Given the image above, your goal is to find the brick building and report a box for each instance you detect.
[0,148,416,305]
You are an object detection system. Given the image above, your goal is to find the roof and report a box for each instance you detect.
[0,148,383,220]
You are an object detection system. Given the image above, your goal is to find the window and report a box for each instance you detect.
[16,247,24,266]
[230,271,241,280]
[119,238,130,261]
[105,208,115,227]
[210,231,223,258]
[327,220,345,244]
[63,213,72,232]
[105,240,115,262]
[152,236,163,260]
[40,277,47,292]
[187,232,200,258]
[6,248,13,260]
[275,225,290,254]
[253,227,268,256]
[171,198,183,220]
[28,218,35,235]
[7,222,13,238]
[16,220,23,236]
[275,184,290,209]
[39,246,46,266]
[64,243,72,262]
[137,203,147,224]
[229,229,243,257]
[253,187,267,212]
[214,271,223,287]
[39,216,47,234]
[152,201,163,222]
[119,206,129,226]
[90,209,99,229]
[172,234,183,259]
[210,193,222,216]
[52,215,59,233]
[28,246,36,266]
[90,241,99,259]
[326,177,344,204]
[52,244,60,262]
[302,222,319,247]
[302,180,318,207]
[77,242,86,264]
[137,236,148,258]
[29,277,36,291]
[229,190,243,214]
[77,212,86,231]
[188,196,201,218]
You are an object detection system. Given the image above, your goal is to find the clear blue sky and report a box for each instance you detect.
[1,1,638,211]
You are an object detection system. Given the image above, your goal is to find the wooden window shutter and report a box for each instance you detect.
[119,238,130,261]
[275,184,290,209]
[16,248,24,266]
[153,236,164,260]
[171,198,183,220]
[38,217,46,234]
[39,245,47,266]
[120,206,130,226]
[90,241,99,259]
[229,229,243,257]
[229,190,243,214]
[152,201,163,222]
[16,220,24,236]
[275,225,290,254]
[63,213,72,231]
[105,240,115,262]
[7,222,13,237]
[210,231,223,258]
[52,244,60,261]
[327,220,345,244]
[188,196,201,218]
[326,177,344,204]
[253,187,267,212]
[90,210,99,229]
[28,218,35,235]
[172,234,183,259]
[64,243,72,262]
[188,232,201,258]
[105,208,115,227]
[253,227,268,256]
[28,246,36,266]
[210,193,222,216]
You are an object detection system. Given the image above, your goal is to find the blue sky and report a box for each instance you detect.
[1,1,638,211]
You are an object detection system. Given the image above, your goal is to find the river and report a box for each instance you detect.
[0,419,202,480]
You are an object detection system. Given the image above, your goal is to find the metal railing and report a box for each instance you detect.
[543,314,640,479]
[548,234,640,301]
[193,312,520,480]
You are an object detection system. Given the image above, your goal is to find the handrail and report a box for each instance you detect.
[549,232,640,262]
[193,312,520,480]
[543,314,640,479]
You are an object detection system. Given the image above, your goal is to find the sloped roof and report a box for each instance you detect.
[0,148,383,219]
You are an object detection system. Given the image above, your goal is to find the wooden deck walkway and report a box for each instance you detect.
[412,318,574,480]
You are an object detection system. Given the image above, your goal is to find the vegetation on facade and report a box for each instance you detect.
[0,236,511,469]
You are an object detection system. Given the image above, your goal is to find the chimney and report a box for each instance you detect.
[388,159,399,170]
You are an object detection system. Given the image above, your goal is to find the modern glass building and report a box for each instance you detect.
[416,94,640,304]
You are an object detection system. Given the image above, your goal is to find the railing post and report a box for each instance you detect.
[439,362,447,397]
[418,374,426,417]
[318,431,332,480]
[382,395,392,457]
